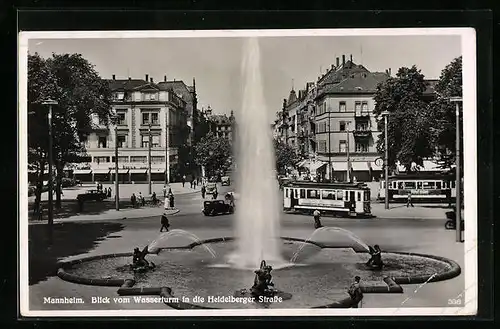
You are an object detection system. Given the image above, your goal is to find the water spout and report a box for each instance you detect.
[230,37,284,269]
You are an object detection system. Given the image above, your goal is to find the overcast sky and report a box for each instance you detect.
[28,35,461,121]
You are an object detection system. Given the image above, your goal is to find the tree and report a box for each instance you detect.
[28,53,113,210]
[429,56,463,168]
[373,66,435,171]
[193,132,232,177]
[273,139,300,175]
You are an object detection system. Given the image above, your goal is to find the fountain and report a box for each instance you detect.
[55,38,462,310]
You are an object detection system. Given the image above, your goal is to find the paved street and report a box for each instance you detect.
[27,182,465,311]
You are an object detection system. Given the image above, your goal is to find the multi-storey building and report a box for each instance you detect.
[72,74,191,183]
[276,54,440,182]
[205,106,236,141]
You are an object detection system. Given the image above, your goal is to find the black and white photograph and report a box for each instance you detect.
[18,28,477,316]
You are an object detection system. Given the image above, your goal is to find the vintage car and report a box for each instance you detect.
[221,176,231,186]
[205,182,218,194]
[77,189,107,202]
[202,200,234,216]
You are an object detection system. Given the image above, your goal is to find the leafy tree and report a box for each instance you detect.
[193,132,232,177]
[28,53,113,210]
[273,138,300,175]
[429,56,463,169]
[373,66,435,171]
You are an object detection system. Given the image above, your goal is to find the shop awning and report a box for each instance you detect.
[74,169,92,174]
[350,162,368,171]
[309,161,327,172]
[92,169,110,174]
[332,162,348,171]
[129,169,147,174]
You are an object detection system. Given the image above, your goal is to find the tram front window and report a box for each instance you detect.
[336,190,344,200]
[307,190,320,199]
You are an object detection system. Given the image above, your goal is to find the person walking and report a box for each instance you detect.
[182,175,186,187]
[160,213,170,232]
[169,193,175,208]
[313,209,323,229]
[201,185,206,199]
[162,185,167,198]
[406,191,414,208]
[348,276,363,308]
[131,193,137,208]
[107,187,112,198]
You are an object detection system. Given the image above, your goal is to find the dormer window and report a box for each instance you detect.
[114,92,125,100]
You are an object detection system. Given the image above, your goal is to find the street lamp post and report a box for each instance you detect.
[165,115,170,186]
[346,122,351,183]
[148,122,152,195]
[328,110,332,182]
[381,111,390,210]
[42,99,58,243]
[450,97,463,243]
[114,126,119,211]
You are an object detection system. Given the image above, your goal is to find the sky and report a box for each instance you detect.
[28,34,462,122]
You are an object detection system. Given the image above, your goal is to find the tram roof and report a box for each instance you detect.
[283,181,370,189]
[388,172,455,180]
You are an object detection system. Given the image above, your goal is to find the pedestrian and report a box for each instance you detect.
[169,193,175,208]
[406,191,414,208]
[108,187,112,198]
[163,185,167,198]
[213,188,218,200]
[182,175,186,187]
[193,179,197,189]
[160,213,170,232]
[152,191,158,205]
[347,276,363,308]
[313,209,323,229]
[138,192,144,207]
[131,193,137,208]
[201,185,206,199]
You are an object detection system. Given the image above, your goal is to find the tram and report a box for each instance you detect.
[283,181,371,217]
[378,173,456,203]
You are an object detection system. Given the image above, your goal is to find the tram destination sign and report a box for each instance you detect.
[298,199,345,208]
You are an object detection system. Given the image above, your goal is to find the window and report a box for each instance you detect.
[285,189,289,198]
[114,92,125,100]
[336,190,344,200]
[144,93,158,101]
[355,142,368,153]
[98,117,106,126]
[339,101,346,112]
[404,182,416,189]
[151,113,159,125]
[417,182,423,190]
[151,156,165,163]
[299,189,305,198]
[141,135,149,148]
[362,102,369,114]
[306,189,320,199]
[423,181,436,189]
[130,156,147,163]
[340,121,346,131]
[117,135,127,148]
[398,182,404,189]
[355,102,361,114]
[111,156,129,162]
[98,136,107,148]
[152,135,160,148]
[142,112,149,125]
[94,156,109,163]
[357,192,361,201]
[318,140,327,152]
[117,112,127,125]
[436,181,442,189]
[322,190,335,200]
[339,140,347,153]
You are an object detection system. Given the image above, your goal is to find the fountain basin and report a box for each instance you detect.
[57,237,461,309]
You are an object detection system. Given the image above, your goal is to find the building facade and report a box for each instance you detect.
[205,106,236,141]
[73,75,191,183]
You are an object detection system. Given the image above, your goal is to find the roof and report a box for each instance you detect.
[318,71,389,96]
[157,81,193,101]
[107,79,151,91]
[389,172,454,180]
[423,79,438,96]
[284,181,370,190]
[208,114,233,124]
[318,60,371,86]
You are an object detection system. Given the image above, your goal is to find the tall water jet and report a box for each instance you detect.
[230,37,284,269]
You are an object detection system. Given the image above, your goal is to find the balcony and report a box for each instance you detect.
[355,111,371,118]
[352,129,372,138]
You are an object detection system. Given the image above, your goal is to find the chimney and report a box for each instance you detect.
[150,77,153,83]
[112,74,116,80]
[128,77,131,80]
[145,74,149,82]
[342,55,345,65]
[388,68,391,76]
[331,64,334,69]
[164,75,167,82]
[350,54,352,62]
[336,57,339,67]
